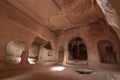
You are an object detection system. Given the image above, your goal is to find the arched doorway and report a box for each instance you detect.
[28,36,46,64]
[5,40,26,64]
[28,36,52,64]
[98,40,117,64]
[68,37,87,61]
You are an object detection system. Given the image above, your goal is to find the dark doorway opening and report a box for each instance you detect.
[98,40,117,64]
[68,37,87,61]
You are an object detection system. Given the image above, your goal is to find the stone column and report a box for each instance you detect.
[20,48,29,65]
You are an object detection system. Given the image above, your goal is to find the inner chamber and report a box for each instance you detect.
[97,40,117,64]
[68,37,87,61]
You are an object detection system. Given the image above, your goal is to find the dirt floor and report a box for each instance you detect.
[0,64,120,80]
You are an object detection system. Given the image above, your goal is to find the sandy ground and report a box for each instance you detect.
[0,65,120,80]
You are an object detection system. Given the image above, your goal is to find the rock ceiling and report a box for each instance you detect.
[96,0,120,29]
[6,0,102,31]
[4,0,120,32]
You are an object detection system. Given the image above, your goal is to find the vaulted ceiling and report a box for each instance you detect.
[6,0,103,31]
[5,0,120,33]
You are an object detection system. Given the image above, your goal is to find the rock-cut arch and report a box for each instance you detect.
[28,36,52,64]
[5,40,26,64]
[97,40,117,64]
[68,37,87,61]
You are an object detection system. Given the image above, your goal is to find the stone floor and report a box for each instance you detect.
[0,64,120,80]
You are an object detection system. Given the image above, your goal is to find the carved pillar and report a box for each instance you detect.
[20,49,29,65]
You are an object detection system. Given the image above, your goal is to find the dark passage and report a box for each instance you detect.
[98,40,117,64]
[68,37,87,60]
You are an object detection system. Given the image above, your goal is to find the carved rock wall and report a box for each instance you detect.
[0,4,56,64]
[56,22,120,68]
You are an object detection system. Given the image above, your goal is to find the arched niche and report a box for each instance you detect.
[5,40,26,64]
[97,40,117,64]
[68,37,87,61]
[28,36,52,64]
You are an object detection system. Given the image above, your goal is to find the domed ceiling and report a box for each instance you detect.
[3,0,120,32]
[6,0,103,31]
